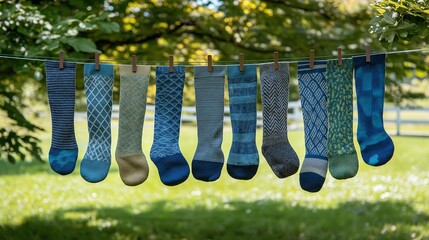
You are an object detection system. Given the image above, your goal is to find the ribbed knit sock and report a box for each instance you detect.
[353,53,394,166]
[226,65,259,180]
[45,61,78,175]
[298,61,328,192]
[260,62,299,178]
[80,64,114,183]
[115,65,150,186]
[326,59,359,179]
[192,66,226,182]
[150,66,190,186]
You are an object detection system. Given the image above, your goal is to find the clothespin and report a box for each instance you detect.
[131,55,137,73]
[59,51,64,69]
[337,47,343,66]
[274,51,279,70]
[208,55,213,72]
[310,50,315,69]
[239,53,244,72]
[95,53,100,71]
[169,55,174,73]
[365,45,371,63]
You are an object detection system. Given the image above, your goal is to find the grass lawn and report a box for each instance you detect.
[1,115,429,240]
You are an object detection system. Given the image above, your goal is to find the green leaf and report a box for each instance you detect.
[397,21,417,30]
[98,22,120,33]
[379,27,396,43]
[61,38,98,53]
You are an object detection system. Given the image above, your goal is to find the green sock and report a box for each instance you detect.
[327,59,359,179]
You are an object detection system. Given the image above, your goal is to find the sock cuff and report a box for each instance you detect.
[353,53,385,66]
[45,60,76,70]
[84,64,114,77]
[194,66,226,78]
[259,62,289,73]
[156,66,185,74]
[119,65,150,75]
[227,65,257,79]
[298,60,327,73]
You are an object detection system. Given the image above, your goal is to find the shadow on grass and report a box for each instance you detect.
[1,200,428,240]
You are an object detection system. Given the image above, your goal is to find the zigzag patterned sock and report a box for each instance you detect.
[327,59,359,179]
[115,65,150,186]
[298,61,328,192]
[80,64,114,183]
[150,66,190,186]
[192,66,226,182]
[353,53,394,166]
[226,65,259,180]
[45,60,78,175]
[260,62,299,178]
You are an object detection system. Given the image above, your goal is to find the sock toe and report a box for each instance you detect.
[227,164,258,180]
[192,160,223,182]
[361,136,394,166]
[80,158,111,183]
[116,153,149,186]
[154,153,190,186]
[300,172,325,192]
[328,153,359,179]
[262,143,300,178]
[49,148,78,175]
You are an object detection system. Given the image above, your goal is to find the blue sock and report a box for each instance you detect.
[192,66,226,182]
[150,66,190,186]
[80,64,114,183]
[298,61,328,192]
[353,53,394,166]
[45,61,78,175]
[226,65,259,180]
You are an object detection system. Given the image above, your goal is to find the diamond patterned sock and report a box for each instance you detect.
[260,62,299,178]
[80,64,114,183]
[327,59,359,179]
[353,53,394,166]
[115,65,150,186]
[226,65,259,180]
[45,60,78,175]
[150,66,190,186]
[298,61,328,192]
[192,66,226,182]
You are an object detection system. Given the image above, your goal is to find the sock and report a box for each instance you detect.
[192,66,226,182]
[115,65,150,186]
[45,60,78,175]
[298,61,328,192]
[326,59,359,179]
[259,62,299,178]
[353,53,394,166]
[150,66,190,186]
[80,64,114,183]
[226,65,259,180]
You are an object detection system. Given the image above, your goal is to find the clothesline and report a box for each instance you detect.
[0,48,428,66]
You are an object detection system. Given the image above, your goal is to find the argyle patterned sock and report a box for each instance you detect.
[226,65,259,180]
[353,53,394,166]
[150,66,190,186]
[192,66,226,182]
[80,64,114,183]
[45,60,78,175]
[115,65,150,186]
[326,59,359,179]
[260,62,299,178]
[298,61,328,192]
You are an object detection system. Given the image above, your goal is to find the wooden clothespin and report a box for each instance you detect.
[169,55,174,73]
[337,47,343,66]
[59,51,64,69]
[310,50,315,69]
[274,51,279,70]
[208,55,213,72]
[95,53,100,71]
[365,45,371,63]
[131,55,137,73]
[239,53,244,72]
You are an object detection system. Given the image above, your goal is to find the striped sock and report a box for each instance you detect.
[115,65,150,186]
[45,61,78,175]
[226,65,259,180]
[192,66,226,182]
[298,61,328,192]
[80,64,114,183]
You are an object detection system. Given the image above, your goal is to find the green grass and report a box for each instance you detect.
[1,116,429,240]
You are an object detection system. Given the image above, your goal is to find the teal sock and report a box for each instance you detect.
[80,64,114,183]
[226,65,259,180]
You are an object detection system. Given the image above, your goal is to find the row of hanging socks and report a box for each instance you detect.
[47,46,393,192]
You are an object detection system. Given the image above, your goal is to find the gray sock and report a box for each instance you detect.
[192,66,226,182]
[260,62,300,178]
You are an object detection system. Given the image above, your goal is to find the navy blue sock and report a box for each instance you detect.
[298,61,328,192]
[150,66,190,186]
[226,65,259,180]
[45,61,78,175]
[353,53,394,166]
[80,64,114,183]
